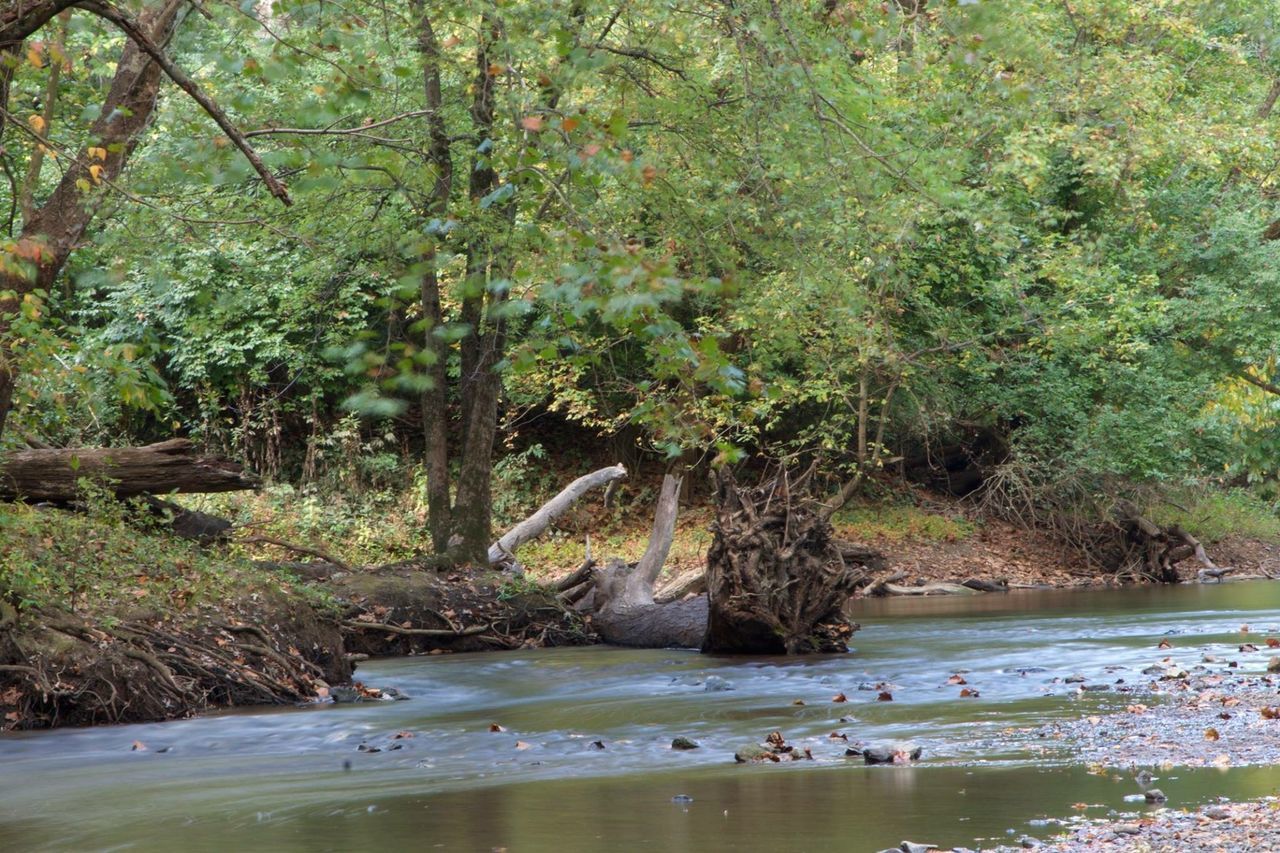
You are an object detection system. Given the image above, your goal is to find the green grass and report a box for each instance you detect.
[1150,488,1280,543]
[833,502,976,542]
[0,496,328,615]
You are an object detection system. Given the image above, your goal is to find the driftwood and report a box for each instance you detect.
[656,570,706,603]
[582,471,708,648]
[1115,500,1222,583]
[0,439,256,502]
[592,595,708,649]
[882,581,979,596]
[702,468,872,655]
[488,464,627,567]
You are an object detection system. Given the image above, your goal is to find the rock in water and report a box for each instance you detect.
[671,737,700,750]
[863,744,922,764]
[900,843,941,853]
[1144,789,1167,803]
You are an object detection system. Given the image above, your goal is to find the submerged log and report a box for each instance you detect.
[0,439,256,502]
[702,469,870,655]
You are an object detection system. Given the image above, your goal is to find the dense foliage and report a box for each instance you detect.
[5,0,1280,551]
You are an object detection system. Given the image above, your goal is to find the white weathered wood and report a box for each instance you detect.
[625,471,683,605]
[488,464,626,565]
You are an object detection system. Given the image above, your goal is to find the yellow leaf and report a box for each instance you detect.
[88,147,107,161]
[75,178,91,193]
[28,115,46,134]
[26,47,43,69]
[88,164,105,185]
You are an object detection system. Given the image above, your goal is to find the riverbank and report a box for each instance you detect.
[5,480,1280,730]
[0,501,593,730]
[993,799,1280,852]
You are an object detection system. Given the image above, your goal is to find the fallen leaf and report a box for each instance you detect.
[877,691,893,702]
[1268,638,1280,648]
[561,117,579,133]
[1158,639,1171,650]
[828,731,847,740]
[1262,706,1280,720]
[831,692,847,703]
[947,674,968,685]
[960,688,979,698]
[1205,727,1219,741]
[488,723,507,732]
[515,740,532,750]
[520,115,543,132]
[131,740,147,751]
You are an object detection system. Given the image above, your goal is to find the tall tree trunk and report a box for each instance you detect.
[414,0,454,553]
[451,12,509,565]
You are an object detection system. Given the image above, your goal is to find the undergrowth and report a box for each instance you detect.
[834,501,976,542]
[0,493,328,615]
[1151,488,1280,543]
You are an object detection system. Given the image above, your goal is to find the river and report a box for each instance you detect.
[6,582,1280,851]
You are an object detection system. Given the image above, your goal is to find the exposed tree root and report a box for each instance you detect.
[0,597,349,730]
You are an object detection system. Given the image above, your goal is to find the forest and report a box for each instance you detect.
[5,1,1280,850]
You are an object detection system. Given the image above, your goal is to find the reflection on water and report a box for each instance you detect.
[4,582,1280,851]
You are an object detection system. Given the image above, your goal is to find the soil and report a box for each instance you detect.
[0,589,348,729]
[862,527,1280,593]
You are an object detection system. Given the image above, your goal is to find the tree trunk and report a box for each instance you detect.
[702,469,866,655]
[412,0,454,555]
[592,595,708,649]
[0,439,257,501]
[578,470,699,648]
[623,470,683,602]
[488,464,627,566]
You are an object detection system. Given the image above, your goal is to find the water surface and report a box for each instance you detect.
[6,582,1280,851]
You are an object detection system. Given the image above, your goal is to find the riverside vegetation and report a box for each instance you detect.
[7,0,1280,846]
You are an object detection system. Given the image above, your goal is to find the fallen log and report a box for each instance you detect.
[592,595,707,649]
[883,581,979,596]
[0,438,256,502]
[583,471,699,648]
[488,464,627,567]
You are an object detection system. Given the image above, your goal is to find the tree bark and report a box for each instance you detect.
[412,0,454,554]
[488,464,627,565]
[0,439,257,501]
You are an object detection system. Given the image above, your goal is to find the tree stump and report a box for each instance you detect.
[702,470,865,655]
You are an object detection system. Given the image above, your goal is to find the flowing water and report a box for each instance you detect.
[7,582,1280,851]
